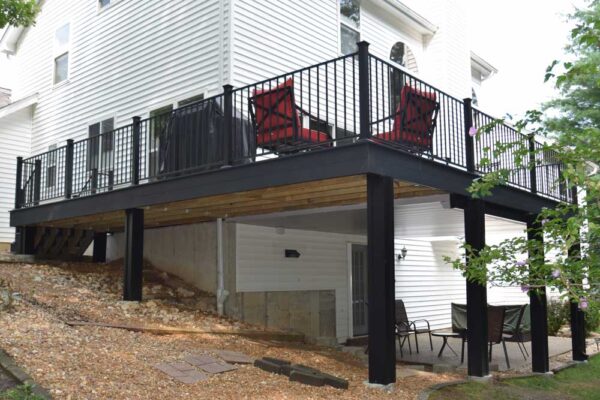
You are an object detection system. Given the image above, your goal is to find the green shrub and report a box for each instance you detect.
[584,300,600,334]
[547,299,569,336]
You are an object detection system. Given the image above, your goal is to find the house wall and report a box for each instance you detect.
[235,223,362,342]
[106,221,218,294]
[10,0,229,154]
[395,239,466,331]
[0,108,32,246]
[229,0,471,98]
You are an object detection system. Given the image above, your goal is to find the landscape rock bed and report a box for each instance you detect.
[0,261,456,399]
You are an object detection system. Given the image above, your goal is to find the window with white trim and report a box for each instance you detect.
[53,23,70,84]
[99,0,110,8]
[339,0,360,55]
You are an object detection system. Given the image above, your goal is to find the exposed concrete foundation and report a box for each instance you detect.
[107,221,218,294]
[233,290,337,345]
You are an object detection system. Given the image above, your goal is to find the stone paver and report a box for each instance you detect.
[215,350,254,364]
[198,362,237,374]
[184,354,220,366]
[154,362,210,384]
[175,370,209,384]
[154,362,188,377]
[170,361,196,372]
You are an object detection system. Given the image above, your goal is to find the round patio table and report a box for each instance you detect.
[431,331,462,359]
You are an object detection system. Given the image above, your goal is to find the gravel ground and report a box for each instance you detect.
[0,261,458,399]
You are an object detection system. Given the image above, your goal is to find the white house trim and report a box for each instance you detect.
[0,93,38,119]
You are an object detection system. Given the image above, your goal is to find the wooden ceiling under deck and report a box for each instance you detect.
[40,175,444,232]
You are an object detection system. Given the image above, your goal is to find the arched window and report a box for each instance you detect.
[390,42,418,73]
[389,42,418,111]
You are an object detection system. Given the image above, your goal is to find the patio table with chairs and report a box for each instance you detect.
[437,303,530,369]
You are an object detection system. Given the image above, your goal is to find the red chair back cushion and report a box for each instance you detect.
[392,85,437,146]
[252,79,300,134]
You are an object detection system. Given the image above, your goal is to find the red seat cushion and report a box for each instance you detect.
[376,85,437,148]
[256,127,330,147]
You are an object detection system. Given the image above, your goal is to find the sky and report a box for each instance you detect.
[467,0,585,118]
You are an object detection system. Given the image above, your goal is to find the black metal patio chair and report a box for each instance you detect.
[396,299,433,353]
[488,305,510,369]
[503,304,531,360]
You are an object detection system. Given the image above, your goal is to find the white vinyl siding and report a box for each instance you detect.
[11,0,228,154]
[230,0,339,86]
[236,223,364,342]
[394,239,465,331]
[0,108,32,243]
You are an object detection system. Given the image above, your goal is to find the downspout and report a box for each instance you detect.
[216,218,228,315]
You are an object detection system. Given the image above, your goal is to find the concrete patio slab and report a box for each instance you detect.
[396,333,573,372]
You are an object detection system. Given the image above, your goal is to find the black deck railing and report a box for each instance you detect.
[13,42,572,209]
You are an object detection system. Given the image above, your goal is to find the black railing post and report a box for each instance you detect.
[528,134,537,194]
[223,84,234,166]
[65,139,74,199]
[14,156,23,209]
[108,170,114,191]
[33,159,41,206]
[463,98,475,172]
[90,168,98,194]
[358,41,371,140]
[132,116,141,185]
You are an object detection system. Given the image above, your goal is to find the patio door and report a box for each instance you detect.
[351,244,368,336]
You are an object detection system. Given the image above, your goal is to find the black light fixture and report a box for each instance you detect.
[285,249,301,258]
[397,246,408,262]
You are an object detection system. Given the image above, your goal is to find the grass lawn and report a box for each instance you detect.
[430,355,600,400]
[0,385,45,400]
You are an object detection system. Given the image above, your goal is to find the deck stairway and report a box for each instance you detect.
[32,228,94,260]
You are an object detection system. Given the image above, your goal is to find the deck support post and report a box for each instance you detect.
[123,208,144,301]
[93,232,107,263]
[527,216,549,373]
[366,174,396,385]
[568,187,588,362]
[464,197,489,377]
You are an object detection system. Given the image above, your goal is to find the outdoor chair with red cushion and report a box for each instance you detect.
[375,84,440,152]
[249,79,331,153]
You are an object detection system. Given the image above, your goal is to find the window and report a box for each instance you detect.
[46,145,57,188]
[178,94,205,107]
[53,23,70,84]
[88,118,114,171]
[339,0,360,55]
[99,0,110,8]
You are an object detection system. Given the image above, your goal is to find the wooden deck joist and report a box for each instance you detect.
[37,175,443,231]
